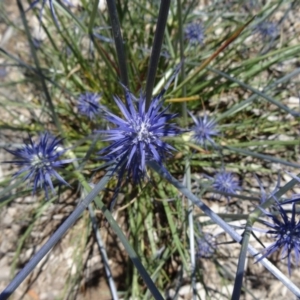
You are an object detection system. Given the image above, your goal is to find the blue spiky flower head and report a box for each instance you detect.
[257,201,300,275]
[185,22,205,45]
[212,171,241,200]
[98,86,180,185]
[190,113,219,147]
[77,92,103,119]
[196,232,216,258]
[28,0,73,27]
[254,21,278,40]
[4,132,73,198]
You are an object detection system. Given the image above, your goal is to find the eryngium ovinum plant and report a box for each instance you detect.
[1,0,300,299]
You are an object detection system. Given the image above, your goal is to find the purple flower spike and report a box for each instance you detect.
[97,87,180,185]
[77,92,103,119]
[212,171,241,199]
[257,202,300,275]
[4,132,74,198]
[196,232,216,258]
[190,113,219,147]
[28,0,73,27]
[185,23,205,45]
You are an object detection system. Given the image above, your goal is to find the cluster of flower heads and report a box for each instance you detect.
[77,92,104,119]
[4,68,300,282]
[184,22,205,45]
[189,113,241,201]
[6,92,223,199]
[5,70,182,199]
[5,59,298,281]
[257,198,300,275]
[5,133,73,198]
[3,3,300,298]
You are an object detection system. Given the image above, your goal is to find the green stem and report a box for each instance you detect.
[145,0,171,111]
[88,0,100,34]
[177,0,196,298]
[81,178,163,300]
[17,0,62,132]
[106,0,129,88]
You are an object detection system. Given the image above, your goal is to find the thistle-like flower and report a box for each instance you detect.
[196,232,216,258]
[212,171,241,196]
[257,201,300,275]
[77,92,103,119]
[185,22,205,45]
[28,0,73,26]
[4,132,73,198]
[98,87,180,185]
[190,113,219,147]
[254,21,278,40]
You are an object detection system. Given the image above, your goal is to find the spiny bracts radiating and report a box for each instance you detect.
[184,22,205,45]
[212,171,241,198]
[4,132,73,198]
[190,113,219,147]
[97,87,180,184]
[257,201,300,275]
[77,92,103,119]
